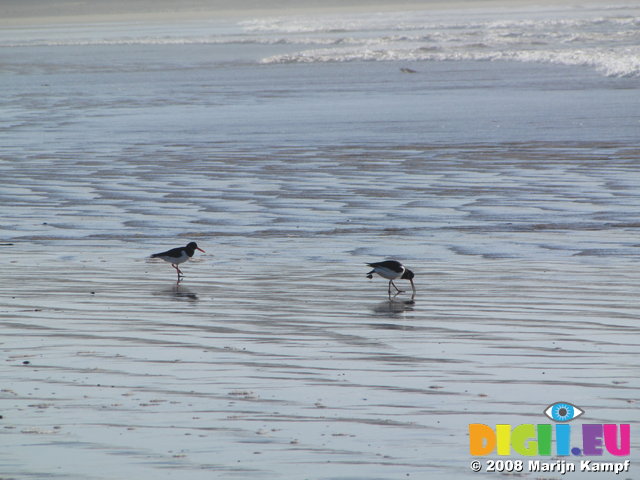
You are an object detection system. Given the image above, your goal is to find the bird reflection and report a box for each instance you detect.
[371,296,415,316]
[155,282,198,301]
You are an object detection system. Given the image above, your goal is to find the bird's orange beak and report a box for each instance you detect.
[197,247,205,253]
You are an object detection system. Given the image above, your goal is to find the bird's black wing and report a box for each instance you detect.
[151,246,184,259]
[366,260,404,273]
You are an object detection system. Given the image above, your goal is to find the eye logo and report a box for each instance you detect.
[544,402,584,422]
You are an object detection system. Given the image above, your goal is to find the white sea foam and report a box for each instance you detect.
[261,45,640,78]
[250,5,640,77]
[0,34,343,48]
[1,4,638,76]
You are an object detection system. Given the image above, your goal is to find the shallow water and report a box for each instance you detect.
[2,243,639,479]
[2,4,640,479]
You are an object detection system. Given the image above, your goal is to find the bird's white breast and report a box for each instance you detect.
[160,251,190,264]
[373,266,404,280]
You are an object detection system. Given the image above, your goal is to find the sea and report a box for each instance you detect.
[1,2,639,479]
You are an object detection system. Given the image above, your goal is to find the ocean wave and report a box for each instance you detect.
[251,6,640,78]
[2,4,637,77]
[512,47,640,78]
[0,35,346,48]
[261,45,640,78]
[240,10,639,35]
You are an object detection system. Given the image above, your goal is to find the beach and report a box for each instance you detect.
[1,1,639,478]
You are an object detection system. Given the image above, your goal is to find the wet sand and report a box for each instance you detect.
[2,219,639,478]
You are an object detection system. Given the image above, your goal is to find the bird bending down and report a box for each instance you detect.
[366,260,416,297]
[151,242,205,280]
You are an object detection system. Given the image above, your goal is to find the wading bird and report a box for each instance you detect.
[366,260,415,297]
[151,242,205,280]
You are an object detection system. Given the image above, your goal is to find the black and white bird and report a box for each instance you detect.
[151,242,205,280]
[366,260,416,297]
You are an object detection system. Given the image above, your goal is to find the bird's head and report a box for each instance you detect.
[401,269,414,280]
[403,268,416,296]
[186,242,205,253]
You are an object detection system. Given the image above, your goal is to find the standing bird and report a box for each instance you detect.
[151,242,205,280]
[366,260,416,297]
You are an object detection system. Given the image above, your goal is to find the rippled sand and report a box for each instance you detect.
[2,141,639,479]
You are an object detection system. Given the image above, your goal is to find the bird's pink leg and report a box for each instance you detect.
[172,264,184,277]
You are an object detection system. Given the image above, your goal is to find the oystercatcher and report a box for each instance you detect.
[151,242,205,279]
[366,260,416,297]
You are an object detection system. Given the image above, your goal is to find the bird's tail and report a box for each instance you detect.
[366,270,374,279]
